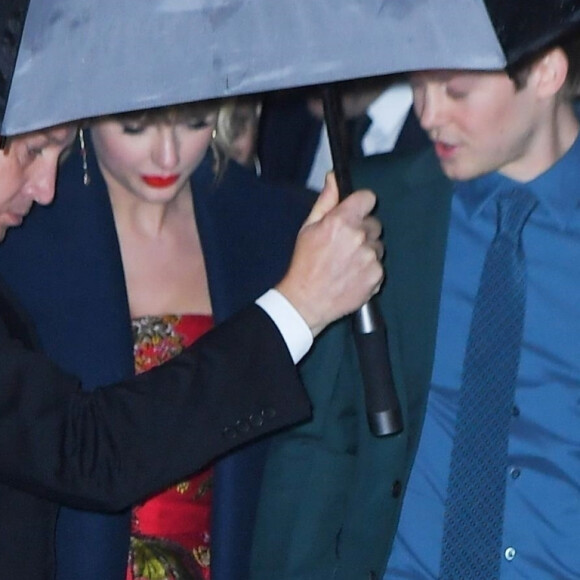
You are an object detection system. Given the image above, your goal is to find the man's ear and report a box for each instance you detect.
[531,47,569,98]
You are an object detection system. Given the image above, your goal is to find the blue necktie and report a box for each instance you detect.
[439,189,537,579]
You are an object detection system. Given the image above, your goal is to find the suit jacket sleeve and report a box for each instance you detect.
[0,304,310,512]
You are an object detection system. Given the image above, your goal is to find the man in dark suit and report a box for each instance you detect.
[251,5,580,580]
[0,122,383,578]
[257,78,429,192]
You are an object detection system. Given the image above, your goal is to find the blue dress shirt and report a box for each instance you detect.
[386,136,580,579]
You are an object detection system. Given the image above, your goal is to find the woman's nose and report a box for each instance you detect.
[152,127,180,169]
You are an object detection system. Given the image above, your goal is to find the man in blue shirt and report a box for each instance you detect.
[251,3,580,579]
[385,39,580,580]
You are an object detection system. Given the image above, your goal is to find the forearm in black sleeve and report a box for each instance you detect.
[0,304,311,511]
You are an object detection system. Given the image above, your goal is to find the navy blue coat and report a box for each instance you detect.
[0,139,314,580]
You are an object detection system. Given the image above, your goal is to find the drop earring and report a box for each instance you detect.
[79,128,91,186]
[210,126,222,176]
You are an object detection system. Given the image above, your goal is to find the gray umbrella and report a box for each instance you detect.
[0,0,509,135]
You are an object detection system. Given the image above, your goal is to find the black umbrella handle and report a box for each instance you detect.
[352,300,403,436]
[321,84,403,437]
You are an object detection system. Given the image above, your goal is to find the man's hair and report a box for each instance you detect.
[562,34,580,98]
[509,33,580,98]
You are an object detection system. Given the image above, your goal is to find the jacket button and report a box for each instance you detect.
[249,413,264,427]
[261,407,276,419]
[391,479,402,498]
[236,419,251,433]
[222,427,238,440]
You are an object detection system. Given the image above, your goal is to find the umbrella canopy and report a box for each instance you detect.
[4,0,580,136]
[1,0,507,135]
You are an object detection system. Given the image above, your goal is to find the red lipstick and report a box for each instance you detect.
[142,174,179,188]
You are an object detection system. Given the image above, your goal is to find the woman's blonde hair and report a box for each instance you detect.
[214,96,262,153]
[94,96,262,179]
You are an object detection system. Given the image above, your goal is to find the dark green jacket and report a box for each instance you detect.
[250,149,454,580]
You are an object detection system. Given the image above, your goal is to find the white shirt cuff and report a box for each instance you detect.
[256,289,314,364]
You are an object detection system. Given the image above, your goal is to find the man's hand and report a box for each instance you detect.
[277,173,384,337]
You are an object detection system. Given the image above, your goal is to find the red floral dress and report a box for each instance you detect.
[127,314,213,580]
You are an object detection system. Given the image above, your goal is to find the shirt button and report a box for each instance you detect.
[511,405,520,417]
[510,467,521,479]
[504,547,516,561]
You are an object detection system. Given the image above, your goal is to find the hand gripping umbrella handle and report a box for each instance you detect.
[322,85,403,437]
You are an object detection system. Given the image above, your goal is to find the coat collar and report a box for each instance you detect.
[192,154,312,323]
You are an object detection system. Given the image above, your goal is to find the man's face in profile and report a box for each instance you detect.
[0,125,75,241]
[409,67,546,182]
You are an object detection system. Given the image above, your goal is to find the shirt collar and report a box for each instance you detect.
[454,130,580,230]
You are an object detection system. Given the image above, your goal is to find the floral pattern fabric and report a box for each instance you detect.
[127,314,214,580]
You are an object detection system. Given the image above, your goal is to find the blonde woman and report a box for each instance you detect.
[0,101,314,580]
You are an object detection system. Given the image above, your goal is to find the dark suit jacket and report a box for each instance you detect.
[0,144,314,579]
[258,93,324,188]
[250,148,453,580]
[257,90,429,190]
[0,283,310,579]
